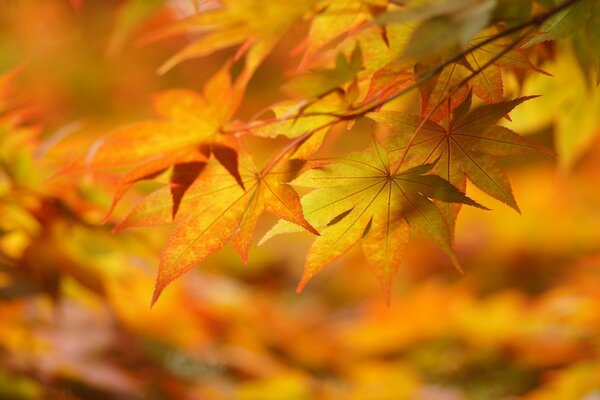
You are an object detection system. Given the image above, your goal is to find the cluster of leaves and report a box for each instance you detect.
[0,69,99,300]
[2,1,600,399]
[62,0,600,304]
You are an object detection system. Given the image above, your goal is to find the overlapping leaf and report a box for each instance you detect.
[378,0,496,59]
[152,0,318,77]
[116,155,318,305]
[301,0,377,66]
[66,65,240,173]
[284,47,363,99]
[413,29,544,122]
[49,0,581,307]
[261,144,484,300]
[250,49,364,157]
[369,93,551,228]
[527,0,600,85]
[527,0,595,46]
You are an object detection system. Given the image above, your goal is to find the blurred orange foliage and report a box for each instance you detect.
[1,1,600,399]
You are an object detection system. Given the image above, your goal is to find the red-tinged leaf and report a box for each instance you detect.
[113,186,175,233]
[263,177,318,236]
[369,93,549,228]
[409,29,545,120]
[459,148,520,212]
[61,65,243,185]
[114,162,243,232]
[415,61,472,122]
[170,161,207,218]
[231,184,264,264]
[231,159,319,262]
[458,125,554,157]
[212,145,245,189]
[467,51,504,104]
[78,120,214,171]
[364,60,414,105]
[148,157,318,305]
[462,29,550,104]
[153,185,250,305]
[105,148,208,221]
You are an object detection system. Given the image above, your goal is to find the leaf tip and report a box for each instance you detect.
[295,275,310,294]
[157,59,175,76]
[475,202,491,211]
[305,223,320,237]
[447,251,464,275]
[150,284,165,308]
[256,235,269,247]
[240,252,250,265]
[507,197,521,215]
[454,260,465,275]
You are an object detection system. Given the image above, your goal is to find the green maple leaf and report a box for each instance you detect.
[261,143,485,301]
[526,0,600,85]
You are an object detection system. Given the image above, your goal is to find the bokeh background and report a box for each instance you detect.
[1,1,600,399]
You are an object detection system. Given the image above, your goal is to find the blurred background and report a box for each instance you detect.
[1,1,600,399]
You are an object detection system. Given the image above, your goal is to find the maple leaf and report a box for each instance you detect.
[300,0,375,67]
[332,24,415,107]
[414,60,472,122]
[248,46,366,159]
[363,59,414,105]
[261,144,484,301]
[58,65,251,226]
[283,46,363,100]
[152,0,318,77]
[368,93,552,228]
[116,155,319,305]
[250,77,362,158]
[526,0,594,46]
[464,28,549,103]
[525,0,600,85]
[63,64,241,175]
[378,0,496,59]
[249,95,345,153]
[104,147,209,220]
[412,29,544,122]
[337,22,413,74]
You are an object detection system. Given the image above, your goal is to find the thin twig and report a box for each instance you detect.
[248,0,582,175]
[392,24,537,174]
